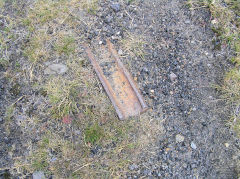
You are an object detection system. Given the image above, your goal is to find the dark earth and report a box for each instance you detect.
[1,0,240,178]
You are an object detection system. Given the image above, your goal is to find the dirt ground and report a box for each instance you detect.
[0,0,240,178]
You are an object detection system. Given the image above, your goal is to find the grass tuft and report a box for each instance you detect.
[54,35,76,56]
[46,77,80,119]
[84,123,104,145]
[121,33,146,59]
[81,0,99,14]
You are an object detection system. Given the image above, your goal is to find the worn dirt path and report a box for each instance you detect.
[125,0,240,178]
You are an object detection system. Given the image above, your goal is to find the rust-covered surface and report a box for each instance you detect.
[84,40,148,120]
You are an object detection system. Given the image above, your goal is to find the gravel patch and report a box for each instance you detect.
[93,0,240,177]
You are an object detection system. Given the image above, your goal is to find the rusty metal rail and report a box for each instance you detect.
[84,40,148,120]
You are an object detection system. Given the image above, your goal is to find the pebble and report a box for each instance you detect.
[0,118,3,122]
[44,64,68,75]
[191,142,197,149]
[50,157,57,162]
[99,41,103,45]
[129,163,138,171]
[169,72,177,82]
[33,171,45,179]
[224,143,230,148]
[176,134,185,143]
[143,169,151,176]
[111,3,120,12]
[118,49,123,55]
[75,130,81,135]
[192,107,197,111]
[211,19,217,24]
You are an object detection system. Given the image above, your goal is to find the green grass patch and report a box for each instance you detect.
[84,123,104,145]
[54,36,76,56]
[46,77,80,119]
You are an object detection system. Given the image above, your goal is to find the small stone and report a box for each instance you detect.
[143,169,151,176]
[50,157,57,162]
[153,51,158,58]
[111,3,120,12]
[129,164,138,171]
[225,143,230,148]
[169,72,177,82]
[33,171,46,179]
[165,148,171,152]
[185,20,190,24]
[150,89,154,93]
[0,118,3,122]
[44,64,68,75]
[191,142,197,149]
[143,67,148,73]
[99,41,103,45]
[211,19,217,24]
[176,134,184,143]
[111,36,118,40]
[75,130,81,135]
[105,16,113,23]
[192,107,197,111]
[118,49,123,55]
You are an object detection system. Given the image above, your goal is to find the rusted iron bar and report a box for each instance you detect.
[84,40,148,119]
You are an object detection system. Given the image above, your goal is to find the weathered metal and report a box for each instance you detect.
[84,40,148,119]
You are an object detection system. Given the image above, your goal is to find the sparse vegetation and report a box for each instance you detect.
[0,0,5,8]
[84,123,104,144]
[81,0,99,14]
[46,77,80,119]
[54,35,76,56]
[4,1,161,177]
[121,33,146,59]
[13,113,160,178]
[187,0,240,135]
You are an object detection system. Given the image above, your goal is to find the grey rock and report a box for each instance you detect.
[44,64,68,75]
[129,163,138,171]
[191,142,197,149]
[118,49,123,55]
[0,118,3,122]
[169,72,177,82]
[176,134,184,143]
[33,171,45,179]
[50,157,57,162]
[143,169,151,176]
[16,115,27,125]
[75,130,81,135]
[111,3,120,12]
[105,15,113,23]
